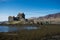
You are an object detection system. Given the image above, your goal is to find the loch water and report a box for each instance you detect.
[0,25,40,32]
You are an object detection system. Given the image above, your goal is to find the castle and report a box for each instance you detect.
[8,13,26,21]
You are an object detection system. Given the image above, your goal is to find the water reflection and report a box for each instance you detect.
[0,26,9,32]
[0,26,40,32]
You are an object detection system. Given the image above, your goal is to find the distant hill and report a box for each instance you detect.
[44,13,60,19]
[28,13,60,20]
[38,13,60,19]
[29,13,60,24]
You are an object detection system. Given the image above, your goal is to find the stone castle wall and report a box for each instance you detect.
[8,13,25,21]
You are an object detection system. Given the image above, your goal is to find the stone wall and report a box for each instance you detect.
[17,13,25,20]
[8,13,25,21]
[8,16,14,21]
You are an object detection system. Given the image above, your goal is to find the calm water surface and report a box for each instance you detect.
[0,26,40,32]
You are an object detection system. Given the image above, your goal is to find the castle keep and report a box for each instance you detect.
[8,13,25,21]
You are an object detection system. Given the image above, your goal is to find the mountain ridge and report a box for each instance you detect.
[38,12,60,19]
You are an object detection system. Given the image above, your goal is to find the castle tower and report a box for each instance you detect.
[17,13,25,20]
[8,16,14,21]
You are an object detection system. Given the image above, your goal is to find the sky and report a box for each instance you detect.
[0,0,60,21]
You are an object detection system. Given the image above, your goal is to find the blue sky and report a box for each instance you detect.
[0,0,60,21]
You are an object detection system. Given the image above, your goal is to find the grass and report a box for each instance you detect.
[0,24,60,40]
